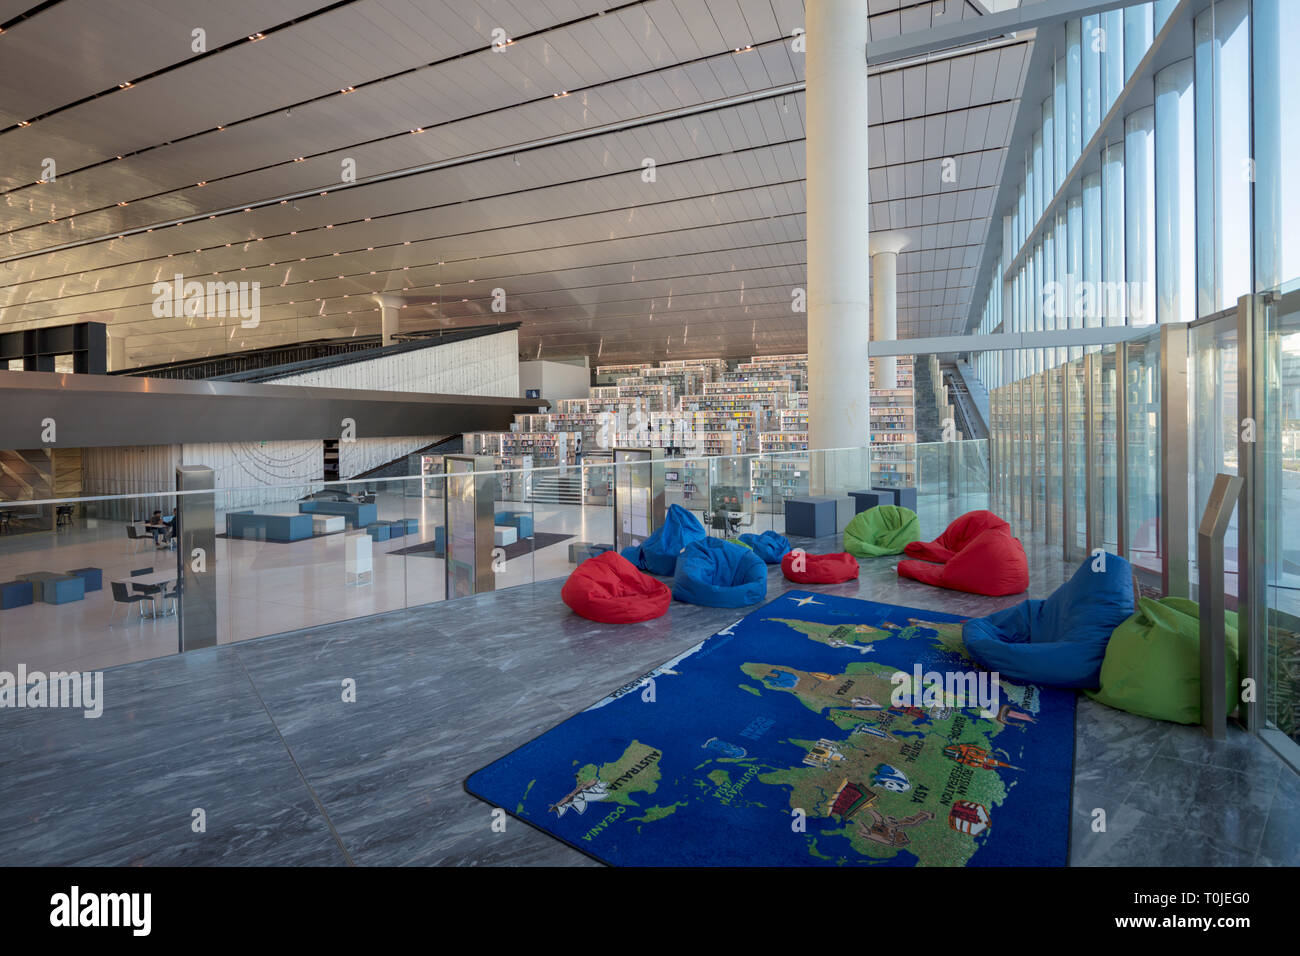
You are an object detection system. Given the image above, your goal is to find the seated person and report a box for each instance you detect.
[145,510,168,547]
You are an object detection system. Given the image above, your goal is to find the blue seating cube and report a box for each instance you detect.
[433,526,446,556]
[873,486,918,511]
[66,567,103,592]
[386,520,407,538]
[366,523,392,542]
[401,518,418,535]
[1,580,34,610]
[848,490,891,514]
[494,511,534,539]
[784,497,838,539]
[42,575,86,605]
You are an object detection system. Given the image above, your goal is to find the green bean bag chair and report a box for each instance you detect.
[1088,597,1239,724]
[843,505,920,557]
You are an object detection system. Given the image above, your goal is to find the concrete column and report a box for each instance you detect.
[374,294,403,346]
[806,0,871,453]
[869,233,909,389]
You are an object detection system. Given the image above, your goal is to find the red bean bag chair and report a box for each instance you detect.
[781,550,860,584]
[903,510,1011,564]
[562,551,671,623]
[896,528,1028,596]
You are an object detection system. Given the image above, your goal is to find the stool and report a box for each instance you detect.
[42,575,86,605]
[1,580,35,610]
[784,497,838,539]
[873,486,918,511]
[848,490,892,514]
[493,525,518,547]
[66,567,103,593]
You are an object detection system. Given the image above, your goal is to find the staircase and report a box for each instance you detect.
[526,472,583,505]
[911,359,945,443]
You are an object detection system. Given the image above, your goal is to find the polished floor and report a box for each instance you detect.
[1,519,1295,867]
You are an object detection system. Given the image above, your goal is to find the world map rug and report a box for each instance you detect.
[465,590,1076,866]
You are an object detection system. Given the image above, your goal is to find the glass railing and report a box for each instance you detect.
[0,440,988,675]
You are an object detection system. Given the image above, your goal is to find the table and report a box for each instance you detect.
[115,570,179,617]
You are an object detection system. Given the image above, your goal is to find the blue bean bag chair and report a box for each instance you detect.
[620,503,706,576]
[961,552,1136,688]
[672,538,768,608]
[739,530,792,564]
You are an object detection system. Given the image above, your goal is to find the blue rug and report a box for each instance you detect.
[466,591,1076,866]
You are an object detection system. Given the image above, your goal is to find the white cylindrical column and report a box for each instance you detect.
[806,0,871,454]
[869,233,909,390]
[373,294,403,346]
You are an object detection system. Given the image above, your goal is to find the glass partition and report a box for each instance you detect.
[1190,313,1239,603]
[1065,357,1089,559]
[1125,331,1162,580]
[1091,346,1120,552]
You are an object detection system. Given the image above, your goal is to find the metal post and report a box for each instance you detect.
[1198,473,1243,740]
[1116,343,1129,559]
[1062,364,1074,564]
[175,465,217,652]
[1160,323,1190,597]
[1084,352,1096,558]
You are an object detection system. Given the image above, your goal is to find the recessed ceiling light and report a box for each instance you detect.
[553,91,568,98]
[293,157,305,162]
[340,86,354,94]
[117,201,128,206]
[248,33,265,41]
[197,181,206,186]
[17,120,30,127]
[326,224,333,229]
[119,81,133,89]
[410,128,424,134]
[290,231,297,235]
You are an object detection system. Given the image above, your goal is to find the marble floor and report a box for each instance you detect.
[0,517,1295,867]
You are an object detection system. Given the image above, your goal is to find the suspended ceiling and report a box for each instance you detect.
[0,0,1033,368]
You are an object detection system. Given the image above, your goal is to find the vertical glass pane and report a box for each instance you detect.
[1252,0,1300,291]
[1054,55,1068,187]
[1155,58,1196,323]
[1125,107,1157,326]
[1102,142,1125,326]
[1067,358,1089,556]
[1068,192,1084,359]
[1032,372,1047,531]
[1124,3,1155,80]
[1195,0,1252,316]
[1067,19,1083,165]
[1032,129,1044,224]
[1082,14,1102,143]
[1125,333,1162,580]
[1083,172,1103,330]
[1042,97,1055,209]
[1263,290,1300,749]
[1092,348,1119,553]
[1189,315,1239,602]
[1102,9,1125,113]
[1155,0,1178,32]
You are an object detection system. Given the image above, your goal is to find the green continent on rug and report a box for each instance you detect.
[466,591,1074,866]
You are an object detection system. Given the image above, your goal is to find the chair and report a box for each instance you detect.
[130,567,163,616]
[125,524,148,553]
[897,527,1028,597]
[962,553,1135,688]
[671,538,768,608]
[109,581,150,625]
[159,578,182,616]
[562,552,671,624]
[621,504,706,576]
[843,505,921,557]
[56,505,73,529]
